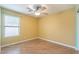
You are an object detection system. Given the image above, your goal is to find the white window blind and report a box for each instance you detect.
[4,14,20,37]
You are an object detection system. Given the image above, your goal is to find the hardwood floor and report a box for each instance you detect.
[1,39,76,54]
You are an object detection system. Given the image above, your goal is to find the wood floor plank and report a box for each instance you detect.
[1,39,76,54]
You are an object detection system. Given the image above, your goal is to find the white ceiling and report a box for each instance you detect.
[0,4,75,17]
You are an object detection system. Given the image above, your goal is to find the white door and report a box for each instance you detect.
[0,7,1,52]
[77,13,79,50]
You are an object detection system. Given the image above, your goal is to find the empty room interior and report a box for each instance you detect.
[0,4,79,54]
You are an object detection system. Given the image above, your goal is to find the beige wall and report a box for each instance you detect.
[38,8,75,47]
[1,8,75,47]
[1,8,37,46]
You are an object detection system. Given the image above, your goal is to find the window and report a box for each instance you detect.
[4,14,20,37]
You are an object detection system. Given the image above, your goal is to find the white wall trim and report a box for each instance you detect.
[1,37,79,51]
[38,37,79,51]
[1,37,37,48]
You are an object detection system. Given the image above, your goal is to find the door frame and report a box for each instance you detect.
[75,5,79,50]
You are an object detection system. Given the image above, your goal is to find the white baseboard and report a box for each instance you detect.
[1,37,37,48]
[1,37,79,51]
[38,37,79,51]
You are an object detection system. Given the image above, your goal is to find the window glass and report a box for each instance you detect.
[4,14,20,37]
[4,14,20,26]
[5,27,19,37]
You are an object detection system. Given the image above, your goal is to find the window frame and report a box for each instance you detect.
[3,13,20,38]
